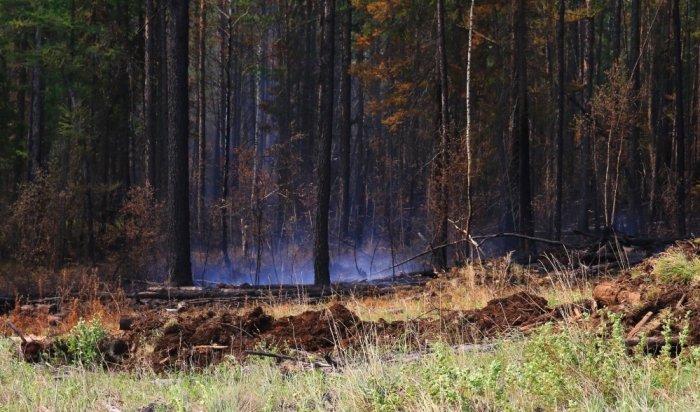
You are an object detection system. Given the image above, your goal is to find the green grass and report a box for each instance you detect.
[652,252,700,284]
[2,319,700,411]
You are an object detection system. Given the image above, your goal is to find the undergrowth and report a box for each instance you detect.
[2,317,700,411]
[55,317,108,365]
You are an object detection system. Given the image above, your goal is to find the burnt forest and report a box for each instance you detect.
[1,1,700,410]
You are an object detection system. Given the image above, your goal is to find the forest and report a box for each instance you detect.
[0,0,698,287]
[3,1,700,410]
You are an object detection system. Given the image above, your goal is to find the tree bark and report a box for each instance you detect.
[27,27,43,182]
[580,0,595,231]
[144,0,158,188]
[220,0,232,268]
[555,0,565,239]
[627,0,645,235]
[353,51,366,249]
[512,0,533,253]
[672,0,686,234]
[464,0,475,252]
[313,0,335,285]
[196,0,207,234]
[166,0,193,286]
[433,0,449,269]
[339,0,352,240]
[611,0,622,62]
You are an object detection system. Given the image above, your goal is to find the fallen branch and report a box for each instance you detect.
[472,232,580,248]
[244,350,298,361]
[193,345,228,351]
[4,320,27,344]
[626,311,654,339]
[625,336,680,348]
[244,350,334,368]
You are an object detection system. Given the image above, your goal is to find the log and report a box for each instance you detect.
[625,336,679,348]
[244,350,298,362]
[244,350,334,368]
[626,311,654,339]
[5,320,27,344]
[193,345,228,351]
[676,294,686,309]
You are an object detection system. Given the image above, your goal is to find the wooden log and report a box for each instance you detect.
[625,336,679,348]
[676,294,686,309]
[193,345,228,351]
[5,320,27,344]
[626,311,654,339]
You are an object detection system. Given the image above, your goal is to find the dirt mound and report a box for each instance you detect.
[152,306,274,369]
[261,303,362,353]
[147,296,556,369]
[592,270,700,344]
[425,292,550,341]
[467,292,549,331]
[11,293,558,370]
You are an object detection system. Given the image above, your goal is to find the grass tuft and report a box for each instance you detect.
[652,252,700,284]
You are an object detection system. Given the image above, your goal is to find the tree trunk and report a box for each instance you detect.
[339,0,352,240]
[144,0,158,188]
[611,0,622,62]
[512,0,533,253]
[313,0,335,286]
[627,0,645,235]
[220,0,232,268]
[166,0,193,286]
[353,51,366,249]
[580,0,595,231]
[156,0,169,200]
[432,0,449,269]
[672,0,686,234]
[555,0,565,239]
[27,27,43,182]
[196,0,207,234]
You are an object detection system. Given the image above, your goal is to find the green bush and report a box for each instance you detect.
[59,317,108,365]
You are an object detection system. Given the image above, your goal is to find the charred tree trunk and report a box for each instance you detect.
[611,0,622,62]
[512,0,534,253]
[555,0,565,239]
[432,0,449,269]
[27,27,43,182]
[156,0,169,200]
[580,0,595,231]
[339,0,352,240]
[220,0,232,268]
[626,0,645,235]
[353,51,367,249]
[672,0,686,234]
[313,0,335,286]
[196,0,207,234]
[144,0,158,188]
[165,0,193,286]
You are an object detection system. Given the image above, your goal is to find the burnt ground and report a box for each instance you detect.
[5,241,700,370]
[132,290,553,371]
[4,288,555,371]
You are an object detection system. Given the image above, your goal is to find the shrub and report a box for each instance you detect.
[101,184,165,281]
[59,317,108,365]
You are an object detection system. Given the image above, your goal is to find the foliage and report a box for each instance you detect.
[3,314,700,410]
[652,251,700,284]
[102,184,165,281]
[57,317,107,365]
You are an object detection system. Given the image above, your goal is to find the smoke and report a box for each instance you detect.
[191,242,429,286]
